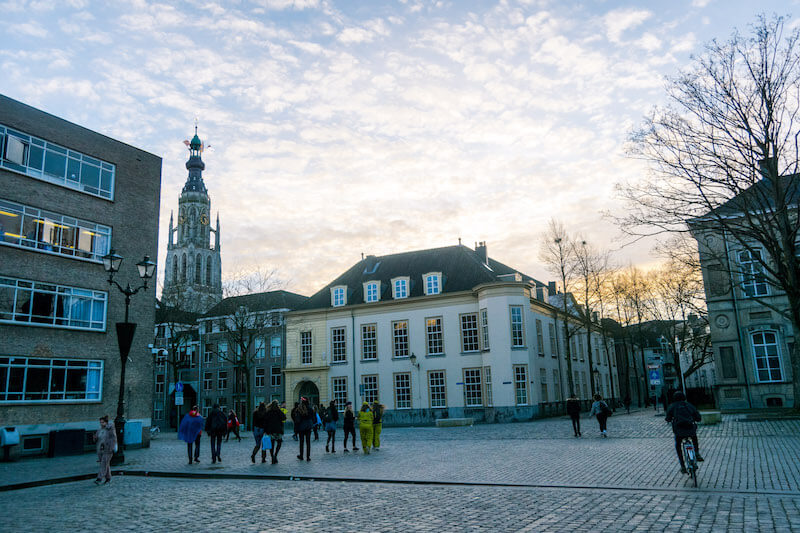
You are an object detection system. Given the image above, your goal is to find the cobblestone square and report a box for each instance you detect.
[1,410,799,531]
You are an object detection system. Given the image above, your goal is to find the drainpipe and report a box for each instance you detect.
[722,228,753,408]
[351,310,357,406]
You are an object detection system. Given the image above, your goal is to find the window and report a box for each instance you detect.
[0,357,102,403]
[480,308,489,350]
[535,319,544,356]
[361,324,377,360]
[392,320,409,358]
[194,254,201,284]
[218,341,228,363]
[393,278,408,299]
[361,374,378,404]
[510,306,524,347]
[514,365,529,405]
[331,286,346,307]
[270,335,281,358]
[0,199,111,262]
[270,366,281,387]
[203,398,212,418]
[301,331,312,364]
[394,373,411,409]
[206,257,212,285]
[0,276,107,331]
[549,323,558,357]
[539,368,548,403]
[578,336,585,362]
[552,369,561,401]
[364,281,379,303]
[463,368,483,407]
[426,317,444,356]
[203,346,213,364]
[739,249,769,297]
[424,273,441,295]
[428,370,446,408]
[153,400,164,421]
[332,377,348,408]
[719,346,738,379]
[218,371,228,389]
[581,371,588,399]
[571,337,577,360]
[203,372,213,391]
[331,327,347,363]
[460,313,480,352]
[0,124,116,199]
[484,366,493,407]
[573,371,581,397]
[751,330,783,382]
[254,337,265,359]
[255,368,265,387]
[155,374,165,395]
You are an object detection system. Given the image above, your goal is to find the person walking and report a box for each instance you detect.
[225,409,241,442]
[358,402,373,454]
[566,394,582,437]
[587,394,612,437]
[264,400,286,464]
[295,397,315,461]
[342,401,358,452]
[178,405,205,464]
[665,391,704,474]
[313,402,321,441]
[291,402,299,441]
[623,395,632,414]
[251,402,269,464]
[324,399,339,453]
[205,404,227,464]
[94,415,116,485]
[372,401,384,450]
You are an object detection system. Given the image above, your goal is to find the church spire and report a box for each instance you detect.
[182,125,206,193]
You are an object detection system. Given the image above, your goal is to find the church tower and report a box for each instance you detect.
[161,128,222,313]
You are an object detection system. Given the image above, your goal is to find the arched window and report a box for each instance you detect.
[172,255,177,282]
[195,254,202,284]
[181,253,187,282]
[206,256,212,285]
[751,330,783,382]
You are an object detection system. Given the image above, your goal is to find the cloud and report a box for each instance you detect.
[11,22,48,38]
[603,8,652,43]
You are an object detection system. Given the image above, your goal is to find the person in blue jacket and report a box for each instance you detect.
[178,405,205,464]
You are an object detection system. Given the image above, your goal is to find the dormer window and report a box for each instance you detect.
[392,277,409,299]
[364,281,380,303]
[331,285,347,307]
[424,272,441,295]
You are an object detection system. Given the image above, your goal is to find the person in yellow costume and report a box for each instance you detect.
[358,402,373,454]
[372,401,384,450]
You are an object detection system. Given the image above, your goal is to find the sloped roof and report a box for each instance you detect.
[693,174,800,221]
[155,300,200,325]
[298,245,545,311]
[202,290,308,318]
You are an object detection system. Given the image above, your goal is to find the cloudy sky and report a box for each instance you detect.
[2,0,795,297]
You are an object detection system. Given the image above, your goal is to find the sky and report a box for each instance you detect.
[2,0,797,298]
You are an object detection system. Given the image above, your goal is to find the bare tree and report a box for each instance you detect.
[618,15,800,405]
[223,266,285,298]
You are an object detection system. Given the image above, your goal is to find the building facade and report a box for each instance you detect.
[284,244,618,425]
[0,94,161,455]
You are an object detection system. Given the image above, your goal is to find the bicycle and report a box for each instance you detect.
[680,436,699,487]
[149,425,160,439]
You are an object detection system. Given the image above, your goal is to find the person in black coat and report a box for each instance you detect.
[566,394,582,437]
[665,391,704,474]
[342,401,358,452]
[251,402,269,464]
[204,404,228,464]
[263,400,287,464]
[295,398,316,461]
[324,399,339,453]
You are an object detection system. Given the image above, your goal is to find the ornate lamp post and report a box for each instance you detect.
[102,249,156,465]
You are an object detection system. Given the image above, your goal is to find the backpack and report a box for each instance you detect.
[600,401,612,417]
[672,403,696,430]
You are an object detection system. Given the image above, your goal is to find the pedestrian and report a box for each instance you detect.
[264,400,286,464]
[587,394,612,437]
[251,402,269,463]
[665,391,704,474]
[94,415,116,485]
[225,409,241,442]
[358,402,373,454]
[342,401,358,452]
[566,394,582,437]
[372,401,384,450]
[178,405,205,464]
[313,402,321,441]
[295,397,315,461]
[324,399,339,453]
[623,395,632,414]
[205,403,227,464]
[291,402,299,441]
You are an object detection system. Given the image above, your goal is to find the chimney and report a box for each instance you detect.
[758,157,777,182]
[592,311,598,323]
[548,281,558,295]
[475,241,488,266]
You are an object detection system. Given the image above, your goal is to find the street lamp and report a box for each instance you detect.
[409,352,419,368]
[102,248,156,465]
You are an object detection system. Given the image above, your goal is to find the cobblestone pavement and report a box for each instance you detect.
[1,410,800,531]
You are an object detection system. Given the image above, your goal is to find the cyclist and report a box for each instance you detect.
[665,391,704,474]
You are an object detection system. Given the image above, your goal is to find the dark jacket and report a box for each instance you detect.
[665,401,701,437]
[205,408,228,436]
[373,406,383,424]
[252,409,269,431]
[566,398,581,417]
[323,405,339,424]
[264,409,286,435]
[343,410,355,429]
[295,406,316,433]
